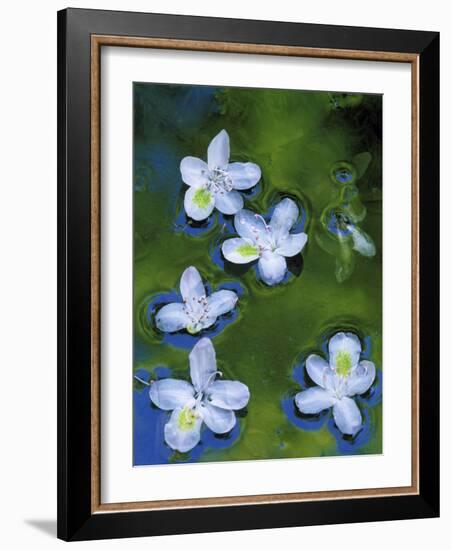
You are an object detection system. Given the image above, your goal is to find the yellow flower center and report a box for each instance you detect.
[236,243,258,257]
[336,351,352,377]
[177,407,197,431]
[186,324,199,335]
[192,188,212,209]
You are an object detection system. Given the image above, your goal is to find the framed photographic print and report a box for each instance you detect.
[57,8,440,541]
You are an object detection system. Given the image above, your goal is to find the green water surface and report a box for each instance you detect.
[133,83,382,464]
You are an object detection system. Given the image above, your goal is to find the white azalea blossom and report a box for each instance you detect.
[180,129,261,221]
[221,198,308,286]
[150,338,250,452]
[155,266,238,334]
[295,332,376,436]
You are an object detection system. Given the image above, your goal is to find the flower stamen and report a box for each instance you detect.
[207,167,234,195]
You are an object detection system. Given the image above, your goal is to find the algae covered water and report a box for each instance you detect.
[133,83,382,466]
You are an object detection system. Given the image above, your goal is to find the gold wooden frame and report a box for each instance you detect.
[90,35,419,514]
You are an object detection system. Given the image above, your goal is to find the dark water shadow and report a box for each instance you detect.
[283,358,382,454]
[144,280,245,350]
[134,370,242,466]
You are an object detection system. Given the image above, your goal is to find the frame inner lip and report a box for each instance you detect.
[89,34,420,513]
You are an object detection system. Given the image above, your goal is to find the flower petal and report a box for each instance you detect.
[197,290,238,331]
[198,402,236,434]
[332,397,362,435]
[350,226,376,257]
[208,380,250,410]
[322,370,341,394]
[207,129,230,170]
[258,251,287,286]
[346,360,376,396]
[180,266,206,304]
[269,198,299,240]
[164,407,202,452]
[207,290,238,318]
[179,267,206,327]
[180,156,209,187]
[189,337,217,392]
[149,379,195,411]
[227,162,261,189]
[275,232,308,257]
[328,332,362,373]
[295,387,336,414]
[214,190,244,215]
[234,209,270,245]
[305,354,331,388]
[155,303,189,333]
[196,316,217,332]
[222,238,260,264]
[184,186,215,221]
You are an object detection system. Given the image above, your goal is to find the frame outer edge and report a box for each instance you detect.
[58,7,97,540]
[57,8,440,540]
[66,7,438,54]
[418,32,440,515]
[57,8,68,542]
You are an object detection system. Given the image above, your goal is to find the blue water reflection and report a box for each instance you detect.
[133,367,241,465]
[282,355,382,454]
[209,195,308,284]
[174,182,262,238]
[145,281,245,350]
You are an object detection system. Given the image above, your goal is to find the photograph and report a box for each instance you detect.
[132,82,383,466]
